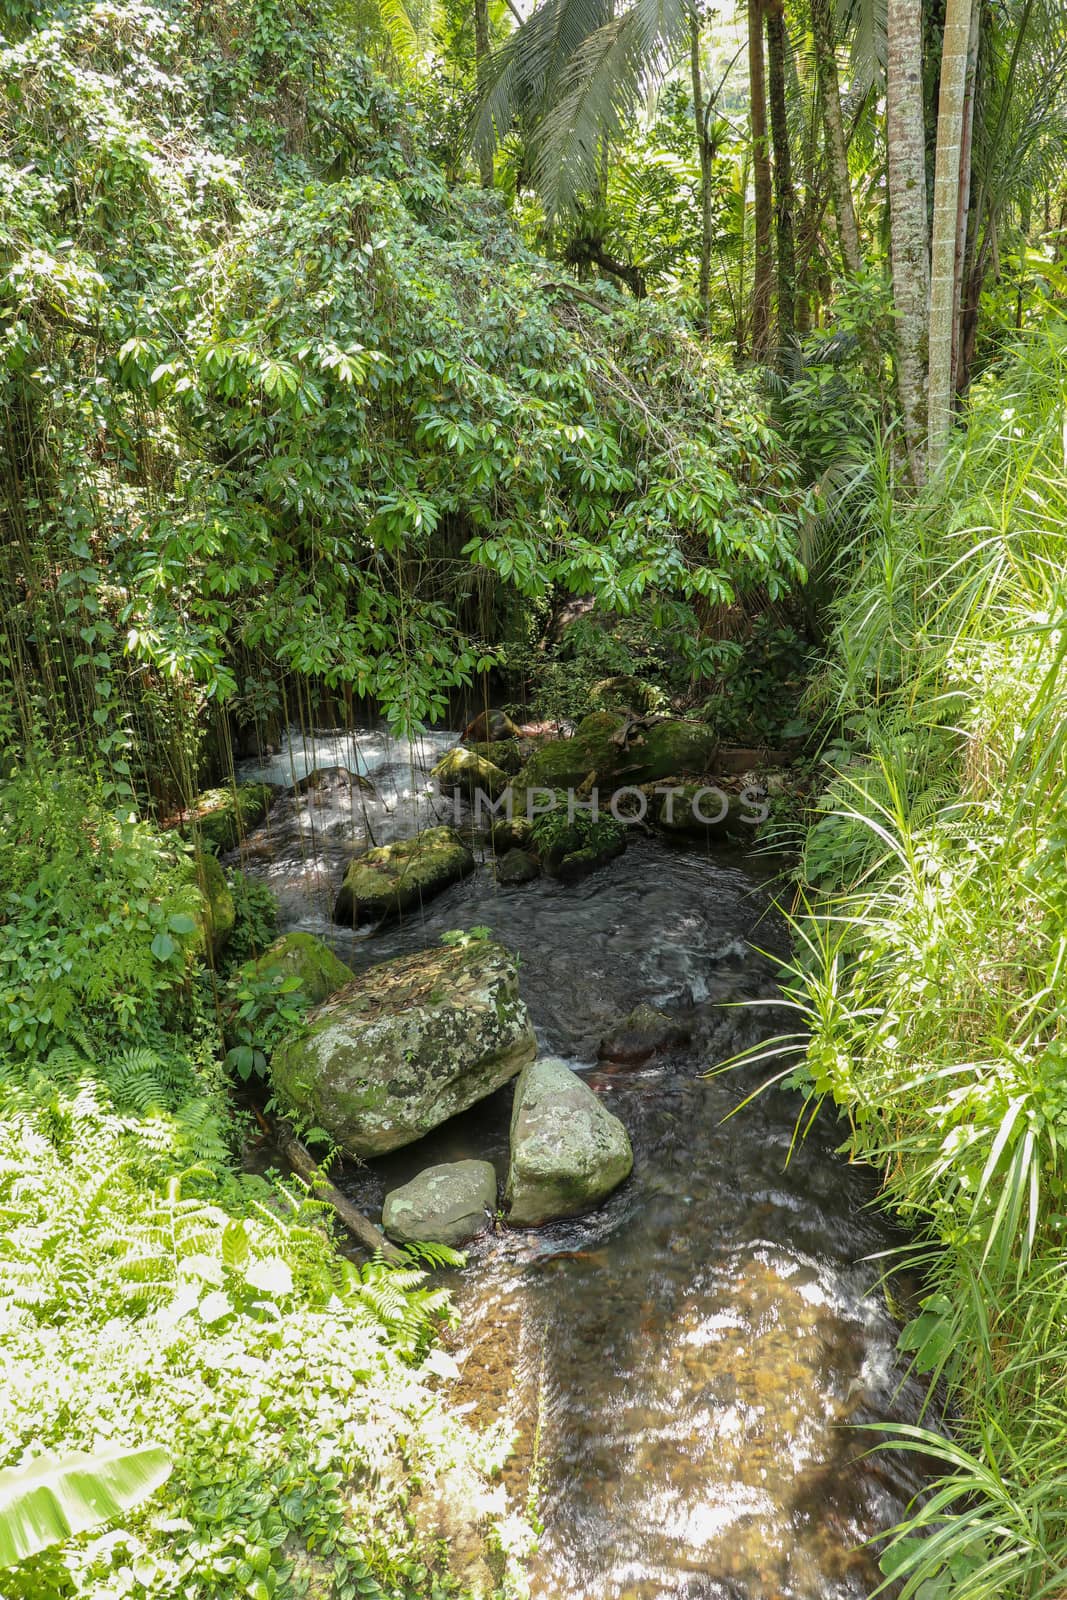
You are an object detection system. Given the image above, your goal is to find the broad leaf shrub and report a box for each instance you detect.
[779,322,1067,1599]
[0,766,531,1599]
[0,0,808,792]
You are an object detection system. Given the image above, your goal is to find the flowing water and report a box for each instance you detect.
[235,729,927,1600]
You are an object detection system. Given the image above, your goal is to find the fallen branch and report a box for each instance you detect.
[278,1127,403,1263]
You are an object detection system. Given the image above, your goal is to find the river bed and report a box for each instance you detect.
[234,729,926,1600]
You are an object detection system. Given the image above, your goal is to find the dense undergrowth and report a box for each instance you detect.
[0,763,530,1599]
[785,321,1067,1598]
[0,0,806,795]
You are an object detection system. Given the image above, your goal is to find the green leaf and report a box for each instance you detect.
[150,932,176,962]
[244,1257,293,1298]
[0,1445,171,1568]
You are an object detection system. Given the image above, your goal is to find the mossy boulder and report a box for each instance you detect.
[230,932,354,1007]
[490,815,534,852]
[431,747,510,800]
[495,848,540,885]
[506,1056,633,1226]
[271,941,536,1157]
[539,818,626,883]
[187,782,273,852]
[654,782,752,840]
[333,826,475,926]
[188,851,235,960]
[464,740,523,776]
[518,718,718,792]
[382,1160,498,1247]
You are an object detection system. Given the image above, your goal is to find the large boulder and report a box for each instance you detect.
[518,717,718,791]
[186,782,273,852]
[382,1160,498,1247]
[495,848,540,886]
[228,931,353,1012]
[506,1056,633,1226]
[271,941,536,1157]
[464,740,524,776]
[431,747,510,801]
[654,782,752,840]
[333,826,475,926]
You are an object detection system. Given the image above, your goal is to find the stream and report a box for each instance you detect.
[234,729,928,1600]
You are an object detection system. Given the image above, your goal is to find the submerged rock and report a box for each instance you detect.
[333,826,475,926]
[506,1055,633,1226]
[271,941,536,1157]
[186,781,274,852]
[495,848,540,885]
[431,746,509,800]
[382,1159,498,1246]
[597,1002,693,1064]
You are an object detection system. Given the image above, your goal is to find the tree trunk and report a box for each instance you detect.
[689,9,714,335]
[765,0,796,357]
[811,0,861,274]
[951,0,979,396]
[927,0,977,472]
[278,1129,404,1262]
[474,0,494,188]
[748,0,774,359]
[886,0,931,483]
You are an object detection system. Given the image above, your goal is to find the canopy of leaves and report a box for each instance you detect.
[0,0,805,786]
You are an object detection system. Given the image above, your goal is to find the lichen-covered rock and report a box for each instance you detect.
[383,1160,498,1246]
[333,826,475,926]
[272,941,536,1156]
[190,851,235,959]
[464,740,523,775]
[518,718,718,791]
[230,932,354,1007]
[431,747,509,800]
[495,847,540,885]
[187,782,273,852]
[506,1055,633,1226]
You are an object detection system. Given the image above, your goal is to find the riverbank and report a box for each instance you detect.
[784,327,1067,1599]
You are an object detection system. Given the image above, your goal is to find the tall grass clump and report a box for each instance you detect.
[784,317,1067,1598]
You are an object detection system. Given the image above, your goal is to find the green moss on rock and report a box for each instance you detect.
[189,851,235,959]
[519,718,718,791]
[187,782,274,853]
[334,826,475,926]
[232,931,354,1004]
[431,747,510,800]
[464,740,523,775]
[271,940,536,1156]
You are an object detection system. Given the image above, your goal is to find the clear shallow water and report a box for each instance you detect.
[234,728,927,1599]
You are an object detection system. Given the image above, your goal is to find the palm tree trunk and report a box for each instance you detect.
[689,10,714,336]
[765,0,796,356]
[811,0,861,274]
[886,0,930,483]
[928,0,977,472]
[748,0,773,359]
[474,0,494,188]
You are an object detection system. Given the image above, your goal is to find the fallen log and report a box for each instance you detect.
[277,1127,403,1263]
